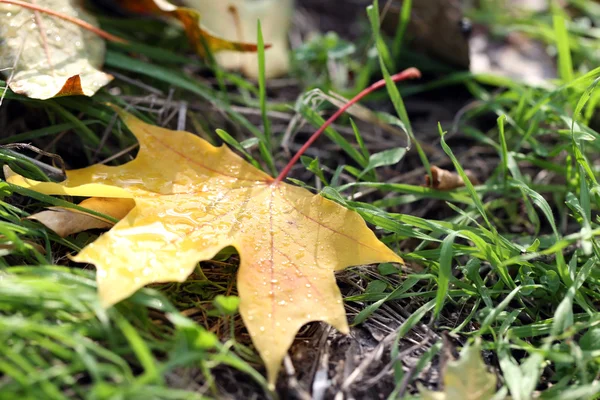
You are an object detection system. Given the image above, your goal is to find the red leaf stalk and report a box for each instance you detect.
[273,67,421,184]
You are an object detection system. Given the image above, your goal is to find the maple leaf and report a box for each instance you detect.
[6,108,403,385]
[118,0,262,58]
[420,342,500,400]
[0,0,113,99]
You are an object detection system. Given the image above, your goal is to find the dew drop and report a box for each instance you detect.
[278,300,286,306]
[305,283,311,288]
[259,326,265,332]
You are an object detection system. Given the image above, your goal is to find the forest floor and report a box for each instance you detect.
[2,0,600,399]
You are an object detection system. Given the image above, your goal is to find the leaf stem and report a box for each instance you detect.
[273,67,421,184]
[0,0,127,44]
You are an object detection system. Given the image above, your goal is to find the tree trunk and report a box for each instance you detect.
[298,0,470,68]
[381,0,470,68]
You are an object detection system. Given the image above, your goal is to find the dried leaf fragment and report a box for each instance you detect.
[419,342,499,400]
[0,235,45,255]
[7,107,402,386]
[0,0,113,99]
[119,0,260,58]
[426,166,479,190]
[28,197,135,237]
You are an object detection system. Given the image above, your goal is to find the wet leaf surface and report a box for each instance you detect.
[7,108,402,385]
[0,0,113,99]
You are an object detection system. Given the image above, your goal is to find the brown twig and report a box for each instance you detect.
[0,0,127,44]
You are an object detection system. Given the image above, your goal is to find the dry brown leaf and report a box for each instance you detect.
[0,0,113,99]
[27,197,135,237]
[425,166,479,191]
[0,235,46,255]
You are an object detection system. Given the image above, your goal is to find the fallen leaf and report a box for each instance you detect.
[425,166,479,190]
[0,0,113,99]
[27,197,135,237]
[184,0,292,78]
[0,235,46,255]
[6,107,402,385]
[419,341,499,400]
[470,30,556,86]
[119,0,261,58]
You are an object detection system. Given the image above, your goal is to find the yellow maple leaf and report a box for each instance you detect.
[6,108,403,385]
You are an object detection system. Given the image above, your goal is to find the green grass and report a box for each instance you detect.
[2,1,600,399]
